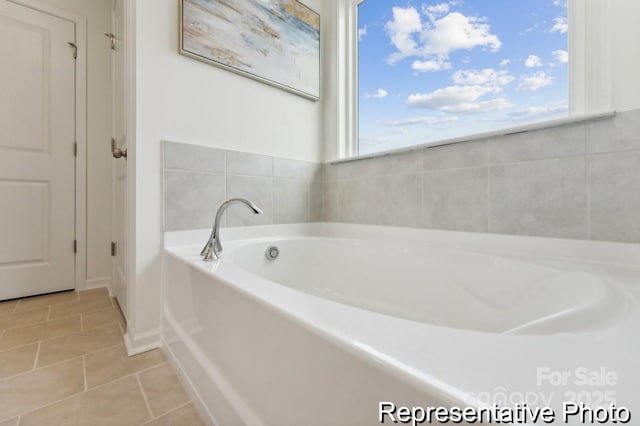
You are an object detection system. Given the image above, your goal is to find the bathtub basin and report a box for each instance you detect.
[224,237,621,334]
[162,223,640,425]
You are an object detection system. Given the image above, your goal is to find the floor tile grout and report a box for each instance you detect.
[0,355,83,383]
[12,367,89,420]
[86,360,169,392]
[48,303,116,322]
[1,328,124,383]
[35,324,124,369]
[3,357,179,424]
[141,401,193,425]
[82,355,88,392]
[11,362,167,421]
[0,298,115,334]
[0,341,39,354]
[0,315,82,352]
[31,341,41,371]
[135,373,155,420]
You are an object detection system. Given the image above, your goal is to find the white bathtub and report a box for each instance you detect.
[162,223,640,425]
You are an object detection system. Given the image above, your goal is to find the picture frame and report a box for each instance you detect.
[179,0,320,101]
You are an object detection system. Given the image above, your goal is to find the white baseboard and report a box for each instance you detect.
[123,327,161,356]
[81,276,113,295]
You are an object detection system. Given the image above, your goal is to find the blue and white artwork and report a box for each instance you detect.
[181,0,320,100]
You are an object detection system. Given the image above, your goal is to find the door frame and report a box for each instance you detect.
[8,0,88,291]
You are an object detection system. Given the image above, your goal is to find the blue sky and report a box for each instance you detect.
[358,0,568,154]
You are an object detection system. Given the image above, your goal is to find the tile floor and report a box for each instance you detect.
[0,288,205,425]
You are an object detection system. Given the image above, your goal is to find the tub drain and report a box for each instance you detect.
[265,246,280,260]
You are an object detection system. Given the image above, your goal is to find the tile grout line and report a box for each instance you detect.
[12,300,20,314]
[82,355,88,392]
[0,414,20,425]
[0,315,82,352]
[0,354,81,383]
[135,373,155,420]
[31,341,41,371]
[45,306,51,322]
[0,326,124,382]
[140,401,193,425]
[88,361,170,392]
[48,302,117,324]
[11,360,171,421]
[0,311,52,334]
[35,323,124,368]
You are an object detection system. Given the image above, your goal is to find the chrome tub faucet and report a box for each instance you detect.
[201,199,262,261]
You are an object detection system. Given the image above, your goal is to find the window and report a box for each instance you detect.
[357,1,569,155]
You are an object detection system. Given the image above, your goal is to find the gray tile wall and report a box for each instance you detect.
[163,141,322,231]
[323,109,640,244]
[163,110,640,243]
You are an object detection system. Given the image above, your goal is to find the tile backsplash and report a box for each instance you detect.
[324,109,640,244]
[163,109,640,244]
[162,141,322,231]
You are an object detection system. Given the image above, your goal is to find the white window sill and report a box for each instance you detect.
[331,110,615,165]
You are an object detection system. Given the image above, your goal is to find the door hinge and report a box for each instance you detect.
[68,42,77,59]
[73,142,77,157]
[73,240,77,254]
[111,242,117,256]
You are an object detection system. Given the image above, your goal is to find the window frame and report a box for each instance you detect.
[337,0,613,160]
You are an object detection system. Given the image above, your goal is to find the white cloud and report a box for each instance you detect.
[367,89,388,99]
[499,102,569,122]
[423,3,450,17]
[385,8,501,65]
[440,97,512,113]
[552,49,568,64]
[452,68,514,87]
[407,85,511,113]
[408,85,499,108]
[412,59,452,72]
[525,55,543,68]
[551,17,568,33]
[422,12,502,56]
[358,25,367,42]
[516,71,553,91]
[500,59,511,67]
[385,7,423,63]
[384,116,458,126]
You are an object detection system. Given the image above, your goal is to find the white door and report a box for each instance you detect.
[112,0,128,317]
[0,2,76,301]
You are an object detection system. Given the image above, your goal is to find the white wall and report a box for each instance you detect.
[130,0,326,343]
[38,0,114,287]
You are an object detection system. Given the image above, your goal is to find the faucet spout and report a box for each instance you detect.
[201,199,262,261]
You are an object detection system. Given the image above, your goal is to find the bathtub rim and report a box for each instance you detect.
[165,223,640,269]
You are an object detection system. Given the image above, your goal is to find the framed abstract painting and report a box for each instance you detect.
[180,0,320,101]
